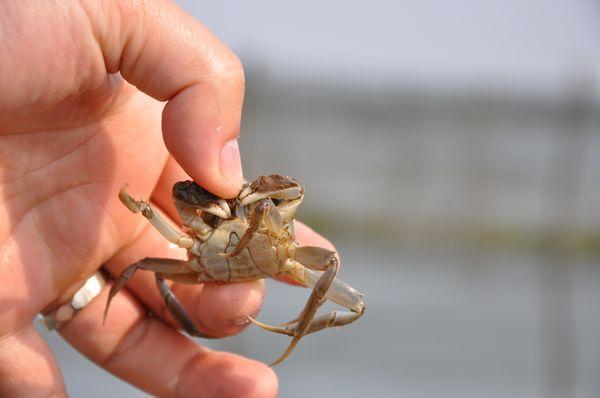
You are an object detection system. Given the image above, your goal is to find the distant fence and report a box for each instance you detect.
[240,72,600,250]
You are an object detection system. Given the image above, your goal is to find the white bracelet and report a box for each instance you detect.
[41,270,107,331]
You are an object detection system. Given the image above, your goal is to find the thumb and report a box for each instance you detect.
[84,0,245,198]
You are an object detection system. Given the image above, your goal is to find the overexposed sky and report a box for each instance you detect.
[177,0,600,95]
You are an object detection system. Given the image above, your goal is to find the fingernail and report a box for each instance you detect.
[219,139,244,186]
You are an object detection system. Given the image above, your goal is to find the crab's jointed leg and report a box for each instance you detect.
[250,255,343,366]
[225,198,282,258]
[249,249,365,366]
[104,258,193,328]
[119,186,194,248]
[252,305,365,337]
[155,275,212,338]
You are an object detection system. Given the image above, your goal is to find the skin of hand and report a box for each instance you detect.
[0,1,336,397]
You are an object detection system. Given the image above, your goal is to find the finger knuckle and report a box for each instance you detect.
[210,54,245,89]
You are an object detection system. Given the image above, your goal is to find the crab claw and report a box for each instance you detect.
[239,175,303,207]
[172,180,231,218]
[119,184,141,213]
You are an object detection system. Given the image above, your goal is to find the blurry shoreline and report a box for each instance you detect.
[242,66,600,255]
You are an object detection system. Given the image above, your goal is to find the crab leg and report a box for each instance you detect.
[119,185,194,248]
[225,198,282,258]
[249,254,365,365]
[250,307,364,337]
[155,275,212,338]
[103,258,191,324]
[251,256,339,366]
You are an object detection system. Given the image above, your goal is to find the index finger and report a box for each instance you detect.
[84,0,245,198]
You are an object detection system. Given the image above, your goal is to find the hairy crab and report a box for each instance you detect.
[104,174,365,366]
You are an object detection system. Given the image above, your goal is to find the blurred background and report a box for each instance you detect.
[40,0,600,397]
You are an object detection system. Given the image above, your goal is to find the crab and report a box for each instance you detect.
[104,174,365,366]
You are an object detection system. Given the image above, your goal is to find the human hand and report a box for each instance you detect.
[0,1,334,396]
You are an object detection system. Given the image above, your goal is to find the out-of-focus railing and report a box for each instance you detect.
[240,68,600,253]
